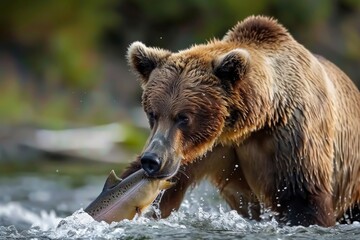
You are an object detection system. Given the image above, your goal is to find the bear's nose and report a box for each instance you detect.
[141,152,161,176]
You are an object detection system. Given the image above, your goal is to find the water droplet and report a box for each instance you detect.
[235,165,239,168]
[225,178,229,181]
[277,204,281,207]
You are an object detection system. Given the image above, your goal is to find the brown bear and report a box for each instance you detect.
[121,15,360,227]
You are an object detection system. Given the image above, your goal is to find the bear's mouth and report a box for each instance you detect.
[144,160,181,180]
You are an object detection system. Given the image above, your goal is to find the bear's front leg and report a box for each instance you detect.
[156,146,234,217]
[159,145,261,220]
[207,147,261,220]
[275,186,335,226]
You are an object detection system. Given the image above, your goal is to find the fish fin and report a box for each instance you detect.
[103,170,122,190]
[159,180,176,190]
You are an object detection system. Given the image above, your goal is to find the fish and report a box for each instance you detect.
[84,169,174,223]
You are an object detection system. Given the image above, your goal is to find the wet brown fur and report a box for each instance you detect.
[122,15,360,226]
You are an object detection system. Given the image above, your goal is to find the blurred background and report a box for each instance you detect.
[0,0,359,176]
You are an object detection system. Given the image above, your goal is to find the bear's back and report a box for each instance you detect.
[317,55,360,210]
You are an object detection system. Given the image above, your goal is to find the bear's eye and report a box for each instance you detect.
[148,112,157,128]
[175,113,190,128]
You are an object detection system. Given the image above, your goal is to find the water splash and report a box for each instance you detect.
[1,178,360,239]
[0,202,60,231]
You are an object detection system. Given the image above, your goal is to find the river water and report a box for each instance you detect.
[0,174,359,239]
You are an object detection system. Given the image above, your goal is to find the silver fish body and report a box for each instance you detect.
[85,169,173,223]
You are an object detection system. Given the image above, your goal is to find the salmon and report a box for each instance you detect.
[84,169,174,223]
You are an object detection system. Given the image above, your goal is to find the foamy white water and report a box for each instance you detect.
[0,202,60,230]
[1,175,360,239]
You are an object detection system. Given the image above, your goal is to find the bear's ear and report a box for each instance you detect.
[127,41,171,85]
[212,49,250,89]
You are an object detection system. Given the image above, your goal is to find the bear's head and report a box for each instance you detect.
[127,17,284,178]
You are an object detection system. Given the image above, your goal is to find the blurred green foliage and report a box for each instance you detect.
[0,0,359,132]
[0,0,116,88]
[119,122,149,152]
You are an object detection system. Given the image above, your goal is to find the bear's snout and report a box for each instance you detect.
[141,152,162,176]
